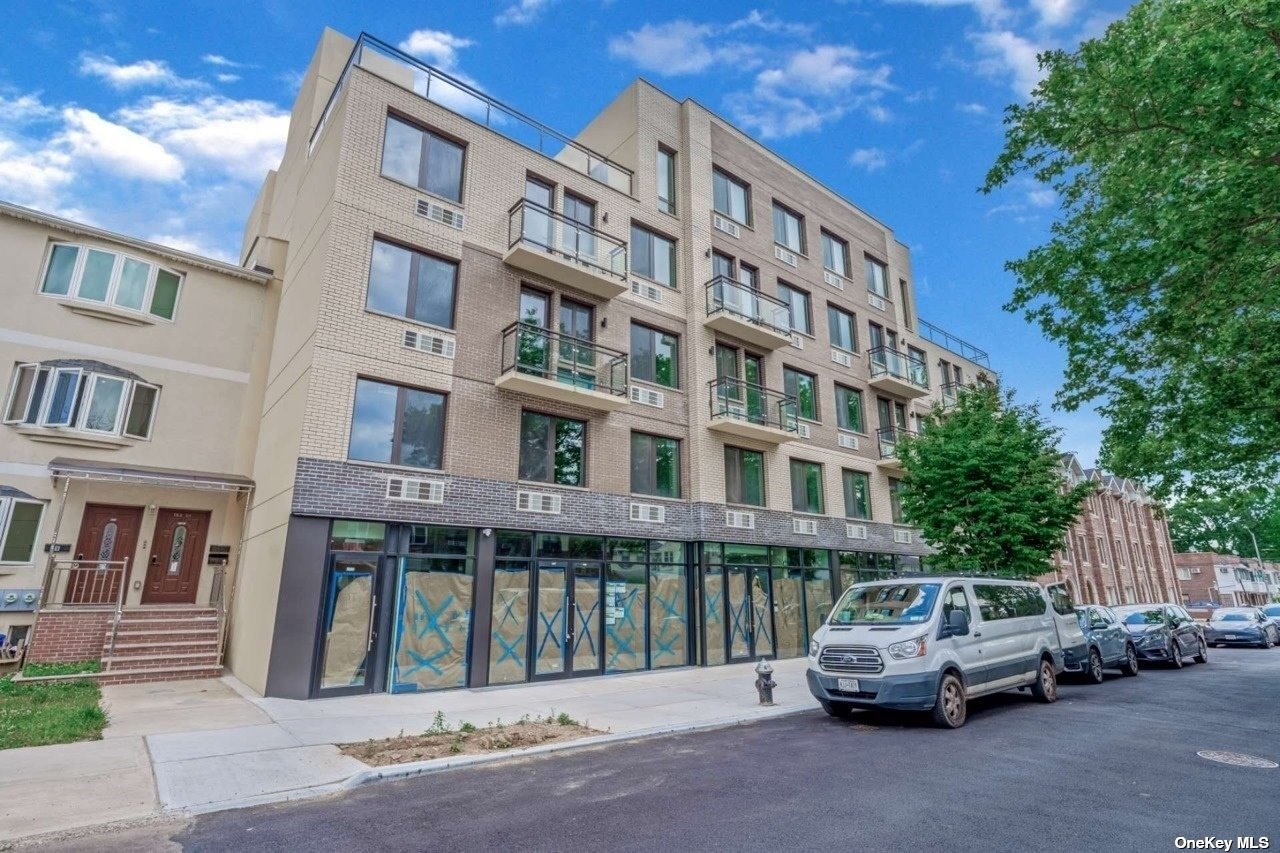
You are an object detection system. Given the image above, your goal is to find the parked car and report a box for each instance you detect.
[1205,607,1280,648]
[1071,605,1141,681]
[1111,603,1208,667]
[1262,604,1280,629]
[807,576,1083,729]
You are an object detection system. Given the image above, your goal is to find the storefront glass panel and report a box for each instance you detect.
[606,563,647,672]
[534,562,569,676]
[770,567,805,659]
[489,561,531,685]
[649,561,688,668]
[703,560,726,666]
[319,557,376,691]
[388,526,476,693]
[573,563,603,672]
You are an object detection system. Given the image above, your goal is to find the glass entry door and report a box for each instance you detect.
[532,561,604,679]
[725,566,775,662]
[317,554,384,695]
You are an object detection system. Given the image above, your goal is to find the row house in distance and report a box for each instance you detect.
[0,201,277,680]
[1174,552,1280,608]
[229,30,996,699]
[1042,454,1182,607]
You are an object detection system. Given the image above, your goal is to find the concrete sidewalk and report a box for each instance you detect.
[0,658,816,843]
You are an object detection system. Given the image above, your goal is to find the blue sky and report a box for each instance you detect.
[0,0,1131,465]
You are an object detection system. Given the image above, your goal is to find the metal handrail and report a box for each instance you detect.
[707,377,798,432]
[877,426,919,460]
[41,559,129,608]
[918,318,991,368]
[310,34,634,194]
[704,276,791,335]
[868,346,930,389]
[500,322,629,396]
[507,199,628,280]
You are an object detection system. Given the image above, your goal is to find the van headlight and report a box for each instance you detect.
[809,639,820,657]
[887,636,928,660]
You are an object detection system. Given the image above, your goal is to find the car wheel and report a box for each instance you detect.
[820,700,854,719]
[1195,639,1209,664]
[1264,633,1276,649]
[1031,658,1058,703]
[1086,648,1105,684]
[1120,644,1140,677]
[931,672,967,729]
[1170,640,1184,668]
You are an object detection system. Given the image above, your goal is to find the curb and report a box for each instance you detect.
[175,703,813,817]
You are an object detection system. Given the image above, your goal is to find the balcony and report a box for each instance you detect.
[703,277,793,350]
[706,378,798,445]
[876,426,918,470]
[867,347,930,399]
[505,200,629,299]
[918,318,992,369]
[495,323,629,412]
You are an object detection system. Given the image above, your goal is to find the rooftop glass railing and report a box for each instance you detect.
[918,319,991,369]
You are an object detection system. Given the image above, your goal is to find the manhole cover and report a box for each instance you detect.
[1197,750,1278,769]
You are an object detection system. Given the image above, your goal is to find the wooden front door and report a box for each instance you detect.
[142,509,210,605]
[66,504,144,605]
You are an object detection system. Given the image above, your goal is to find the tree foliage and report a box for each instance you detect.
[896,386,1091,579]
[984,0,1280,500]
[1168,488,1280,559]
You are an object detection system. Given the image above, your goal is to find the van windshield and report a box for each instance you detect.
[829,583,941,626]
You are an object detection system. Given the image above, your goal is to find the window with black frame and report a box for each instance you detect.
[389,526,476,693]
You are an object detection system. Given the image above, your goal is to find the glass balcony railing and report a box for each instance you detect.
[508,199,628,281]
[918,318,991,369]
[868,346,930,390]
[708,377,798,433]
[877,426,919,462]
[310,33,634,194]
[499,322,628,397]
[704,276,791,336]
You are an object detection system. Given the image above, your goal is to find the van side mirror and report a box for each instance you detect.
[946,608,970,636]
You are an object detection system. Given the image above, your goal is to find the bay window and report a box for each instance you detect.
[3,361,159,440]
[39,243,183,320]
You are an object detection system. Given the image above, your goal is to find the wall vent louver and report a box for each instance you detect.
[774,246,799,267]
[516,490,562,515]
[846,523,868,540]
[631,280,662,303]
[712,214,741,238]
[838,433,860,451]
[795,423,811,440]
[629,502,665,524]
[725,510,755,529]
[414,198,465,230]
[386,476,445,504]
[893,529,914,544]
[868,293,887,311]
[793,517,819,535]
[830,349,852,368]
[823,270,846,290]
[403,328,457,359]
[629,386,665,408]
[790,333,804,350]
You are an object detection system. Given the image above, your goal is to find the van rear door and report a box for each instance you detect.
[1046,582,1087,665]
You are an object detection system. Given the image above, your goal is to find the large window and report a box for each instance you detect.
[381,114,465,202]
[783,367,818,421]
[724,446,765,506]
[657,147,676,215]
[631,225,677,288]
[0,496,44,564]
[790,459,824,514]
[772,202,805,253]
[827,305,857,352]
[348,378,446,470]
[865,256,888,298]
[835,384,865,432]
[39,243,182,321]
[366,239,458,329]
[888,477,904,524]
[519,411,585,486]
[631,433,680,498]
[777,282,811,335]
[842,470,871,520]
[4,362,159,440]
[821,231,850,277]
[630,323,679,388]
[712,168,751,225]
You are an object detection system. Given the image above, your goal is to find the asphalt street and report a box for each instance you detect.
[50,647,1280,852]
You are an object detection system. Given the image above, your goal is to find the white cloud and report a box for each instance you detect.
[849,147,888,172]
[0,93,55,123]
[956,101,988,115]
[495,0,553,26]
[0,134,73,209]
[215,73,240,84]
[757,45,891,96]
[77,53,200,89]
[607,21,738,76]
[726,10,814,37]
[885,0,1011,26]
[58,108,184,181]
[398,29,474,71]
[116,96,288,179]
[201,54,243,68]
[1029,0,1080,28]
[731,44,892,137]
[971,28,1044,95]
[1027,187,1056,207]
[147,231,228,260]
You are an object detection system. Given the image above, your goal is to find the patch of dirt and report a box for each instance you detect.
[339,721,602,767]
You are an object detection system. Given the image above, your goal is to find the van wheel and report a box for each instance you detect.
[1120,645,1140,677]
[1086,648,1105,684]
[1031,658,1058,703]
[820,700,854,719]
[1194,639,1209,663]
[931,673,967,729]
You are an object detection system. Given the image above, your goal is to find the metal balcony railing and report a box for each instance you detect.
[918,319,991,368]
[705,276,791,335]
[500,322,629,396]
[41,559,129,608]
[868,346,930,390]
[877,426,919,461]
[508,199,628,281]
[707,377,798,432]
[310,34,634,194]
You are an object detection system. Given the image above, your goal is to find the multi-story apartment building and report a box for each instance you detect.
[0,201,276,679]
[227,30,995,699]
[1041,453,1181,607]
[1174,552,1279,607]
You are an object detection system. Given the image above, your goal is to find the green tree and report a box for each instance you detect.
[983,0,1280,500]
[1168,489,1280,559]
[896,386,1091,579]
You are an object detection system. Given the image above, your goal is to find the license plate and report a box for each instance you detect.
[1225,635,1238,640]
[837,678,860,692]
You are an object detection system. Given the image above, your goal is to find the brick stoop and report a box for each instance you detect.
[99,609,223,684]
[14,664,224,687]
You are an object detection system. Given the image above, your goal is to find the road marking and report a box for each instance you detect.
[1196,750,1278,769]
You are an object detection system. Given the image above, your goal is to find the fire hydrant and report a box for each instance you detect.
[754,657,776,706]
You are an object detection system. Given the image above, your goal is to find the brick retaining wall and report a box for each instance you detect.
[26,611,112,664]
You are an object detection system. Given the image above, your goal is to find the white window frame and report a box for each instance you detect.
[123,382,160,440]
[0,497,46,565]
[4,363,158,440]
[41,367,83,427]
[821,231,849,277]
[3,364,45,424]
[37,241,184,322]
[77,374,129,434]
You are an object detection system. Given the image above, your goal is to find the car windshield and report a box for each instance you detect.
[829,583,941,626]
[1211,611,1252,622]
[1117,608,1165,626]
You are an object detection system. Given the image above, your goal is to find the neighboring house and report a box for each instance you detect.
[1040,453,1182,607]
[227,30,996,699]
[1175,552,1275,607]
[0,201,276,680]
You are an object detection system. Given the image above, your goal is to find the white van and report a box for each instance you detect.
[807,576,1087,728]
